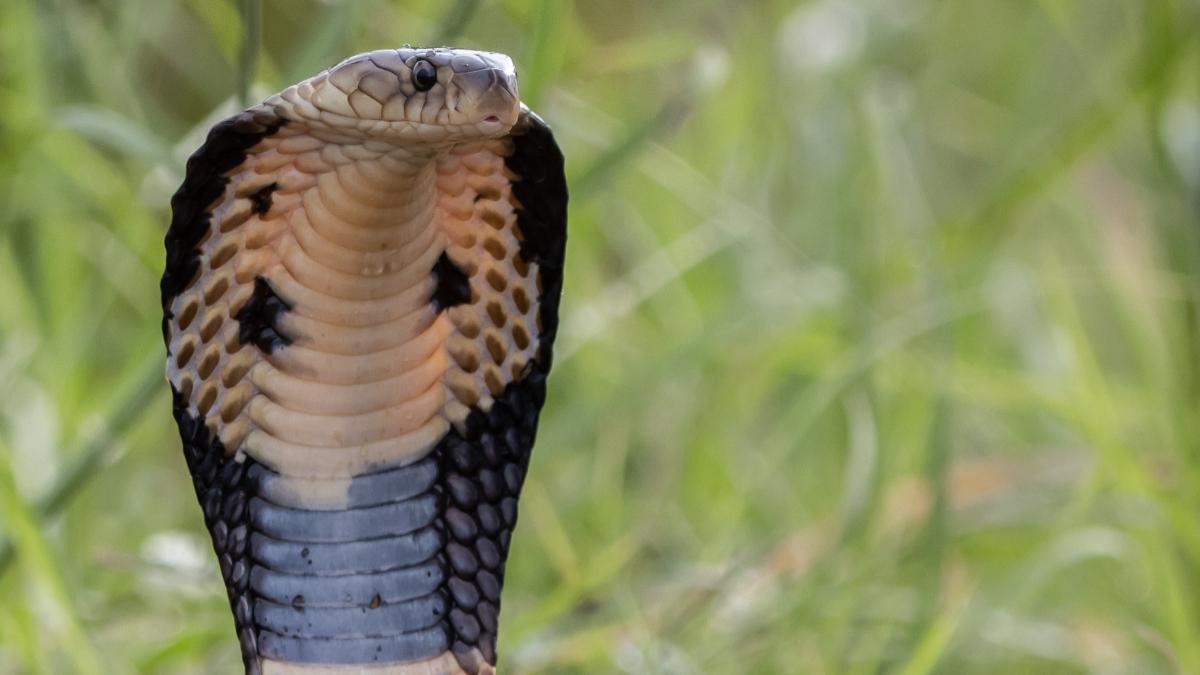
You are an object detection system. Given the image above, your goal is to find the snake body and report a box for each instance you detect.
[160,48,567,675]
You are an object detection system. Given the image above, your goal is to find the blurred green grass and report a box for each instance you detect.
[2,0,1200,673]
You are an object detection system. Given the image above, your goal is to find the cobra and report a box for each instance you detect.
[160,47,567,675]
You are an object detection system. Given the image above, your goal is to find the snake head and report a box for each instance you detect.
[268,47,521,146]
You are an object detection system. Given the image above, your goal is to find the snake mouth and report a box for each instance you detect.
[485,115,500,123]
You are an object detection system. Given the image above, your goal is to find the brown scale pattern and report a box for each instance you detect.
[166,128,300,457]
[167,136,551,492]
[167,126,544,479]
[435,143,541,426]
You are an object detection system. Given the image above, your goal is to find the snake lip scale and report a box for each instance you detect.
[161,47,567,675]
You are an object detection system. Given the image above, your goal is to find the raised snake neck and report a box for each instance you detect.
[162,47,567,675]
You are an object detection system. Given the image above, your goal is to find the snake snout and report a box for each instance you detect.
[452,54,520,127]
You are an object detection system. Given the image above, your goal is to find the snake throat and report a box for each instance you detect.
[162,48,566,675]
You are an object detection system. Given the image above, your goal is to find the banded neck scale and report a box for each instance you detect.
[160,47,567,675]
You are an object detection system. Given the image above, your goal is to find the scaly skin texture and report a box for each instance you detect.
[161,48,567,675]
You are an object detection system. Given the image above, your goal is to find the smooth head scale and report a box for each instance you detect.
[161,47,567,675]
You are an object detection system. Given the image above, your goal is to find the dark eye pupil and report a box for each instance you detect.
[412,60,437,91]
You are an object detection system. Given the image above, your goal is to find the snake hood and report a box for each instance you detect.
[161,47,567,675]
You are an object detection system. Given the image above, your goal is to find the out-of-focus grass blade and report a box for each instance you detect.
[968,32,1191,261]
[0,596,48,675]
[286,1,354,87]
[135,628,226,672]
[77,219,161,319]
[762,293,984,469]
[556,209,752,362]
[0,437,104,675]
[1139,0,1181,87]
[0,0,42,143]
[1035,256,1200,667]
[563,45,725,201]
[974,103,1122,244]
[839,388,877,534]
[511,623,622,673]
[183,0,242,64]
[1141,532,1200,672]
[587,32,698,74]
[507,532,640,638]
[0,346,165,577]
[1055,228,1196,650]
[37,129,159,265]
[434,0,483,44]
[1001,528,1130,610]
[522,477,581,586]
[894,581,975,675]
[550,90,766,360]
[570,93,693,200]
[239,0,262,109]
[589,417,629,538]
[53,105,173,167]
[1034,0,1078,41]
[521,0,570,109]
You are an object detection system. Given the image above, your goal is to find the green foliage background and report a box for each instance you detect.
[2,0,1200,672]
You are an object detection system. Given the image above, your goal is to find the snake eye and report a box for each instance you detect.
[411,60,437,92]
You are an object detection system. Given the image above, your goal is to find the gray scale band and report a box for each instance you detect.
[248,458,440,511]
[247,457,451,665]
[346,458,440,509]
[254,591,446,638]
[250,527,442,575]
[256,625,450,665]
[250,559,445,607]
[249,494,439,543]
